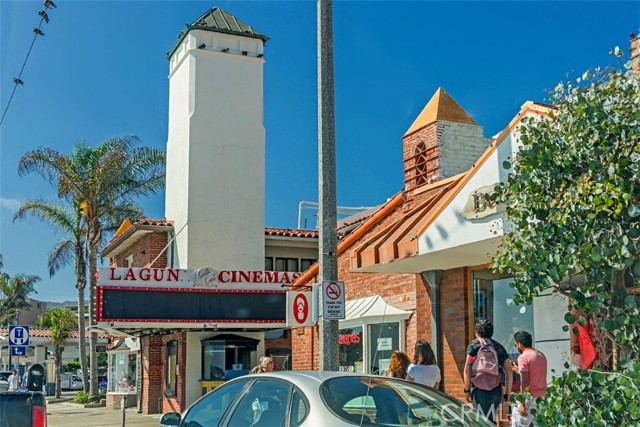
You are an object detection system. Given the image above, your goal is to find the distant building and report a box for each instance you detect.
[15,298,47,326]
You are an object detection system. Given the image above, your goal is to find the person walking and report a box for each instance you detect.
[406,340,441,388]
[7,370,19,391]
[511,330,547,427]
[463,320,513,424]
[388,351,411,379]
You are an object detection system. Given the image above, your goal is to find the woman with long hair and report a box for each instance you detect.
[388,351,411,379]
[406,339,441,388]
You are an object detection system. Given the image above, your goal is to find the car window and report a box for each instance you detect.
[289,389,309,427]
[321,376,494,427]
[227,379,292,427]
[181,379,251,427]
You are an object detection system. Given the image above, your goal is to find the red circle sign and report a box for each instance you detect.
[325,283,341,300]
[293,294,309,324]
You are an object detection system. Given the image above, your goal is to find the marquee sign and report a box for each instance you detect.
[96,267,295,325]
[98,267,302,291]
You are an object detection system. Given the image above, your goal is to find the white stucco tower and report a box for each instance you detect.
[165,7,268,270]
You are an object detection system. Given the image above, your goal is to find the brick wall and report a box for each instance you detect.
[111,232,169,268]
[437,122,492,179]
[402,120,489,201]
[292,200,431,371]
[140,335,163,414]
[161,333,187,414]
[403,122,439,200]
[439,267,470,400]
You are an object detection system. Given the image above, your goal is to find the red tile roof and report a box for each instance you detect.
[102,218,174,257]
[265,227,318,238]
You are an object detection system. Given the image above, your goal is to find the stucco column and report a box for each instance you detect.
[34,346,47,364]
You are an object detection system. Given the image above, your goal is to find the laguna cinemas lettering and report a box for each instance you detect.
[196,268,302,286]
[109,268,180,282]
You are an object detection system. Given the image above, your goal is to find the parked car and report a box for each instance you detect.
[160,371,494,427]
[0,371,11,391]
[60,374,84,391]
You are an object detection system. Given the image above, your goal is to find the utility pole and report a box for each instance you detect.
[317,0,339,371]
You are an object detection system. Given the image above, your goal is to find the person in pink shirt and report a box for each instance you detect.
[511,330,547,427]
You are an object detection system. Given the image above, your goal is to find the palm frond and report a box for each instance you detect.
[14,199,80,237]
[48,240,75,278]
[18,147,84,199]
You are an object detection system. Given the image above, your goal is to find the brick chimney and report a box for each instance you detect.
[631,33,640,75]
[402,87,491,201]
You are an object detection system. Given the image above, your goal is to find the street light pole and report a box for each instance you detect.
[317,0,339,371]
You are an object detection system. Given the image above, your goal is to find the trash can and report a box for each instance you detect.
[45,383,55,396]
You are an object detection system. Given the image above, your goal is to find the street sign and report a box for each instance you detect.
[11,346,26,356]
[286,291,314,327]
[322,281,345,320]
[9,325,30,346]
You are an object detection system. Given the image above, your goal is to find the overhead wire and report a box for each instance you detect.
[0,2,56,127]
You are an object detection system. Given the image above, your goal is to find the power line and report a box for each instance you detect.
[0,1,57,127]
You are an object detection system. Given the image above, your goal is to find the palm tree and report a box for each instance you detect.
[42,308,77,398]
[0,272,40,325]
[14,199,90,392]
[18,136,166,400]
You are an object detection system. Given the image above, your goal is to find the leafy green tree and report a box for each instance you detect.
[44,308,77,398]
[18,136,165,400]
[14,199,90,392]
[0,272,40,325]
[493,49,640,425]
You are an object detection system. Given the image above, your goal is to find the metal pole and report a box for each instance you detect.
[121,393,127,427]
[317,0,339,371]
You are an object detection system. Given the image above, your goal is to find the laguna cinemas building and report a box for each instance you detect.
[97,7,304,413]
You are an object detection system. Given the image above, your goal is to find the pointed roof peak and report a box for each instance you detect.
[404,87,477,137]
[167,6,268,59]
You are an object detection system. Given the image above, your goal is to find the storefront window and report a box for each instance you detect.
[201,335,258,379]
[338,326,363,373]
[202,341,226,380]
[107,352,138,393]
[166,340,177,396]
[472,269,534,355]
[368,323,400,375]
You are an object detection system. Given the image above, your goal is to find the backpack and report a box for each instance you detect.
[471,338,501,391]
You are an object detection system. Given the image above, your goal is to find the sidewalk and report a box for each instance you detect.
[48,402,163,427]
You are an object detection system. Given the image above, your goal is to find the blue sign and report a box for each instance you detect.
[8,325,30,346]
[10,346,26,356]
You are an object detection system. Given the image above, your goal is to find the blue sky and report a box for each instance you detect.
[1,1,638,302]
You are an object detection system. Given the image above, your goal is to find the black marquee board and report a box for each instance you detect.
[98,288,286,323]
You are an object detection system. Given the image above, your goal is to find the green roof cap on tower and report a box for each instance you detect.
[167,7,269,59]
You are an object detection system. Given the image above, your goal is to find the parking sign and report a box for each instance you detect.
[9,325,30,346]
[10,346,26,356]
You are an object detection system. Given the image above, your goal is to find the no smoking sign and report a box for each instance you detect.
[322,281,345,320]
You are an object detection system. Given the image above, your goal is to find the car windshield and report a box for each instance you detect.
[320,376,494,427]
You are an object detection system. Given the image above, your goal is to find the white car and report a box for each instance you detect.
[0,371,12,391]
[160,371,494,426]
[60,374,83,391]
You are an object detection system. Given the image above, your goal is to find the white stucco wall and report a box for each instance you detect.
[418,127,519,256]
[165,30,265,271]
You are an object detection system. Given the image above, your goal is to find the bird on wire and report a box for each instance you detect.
[33,28,45,36]
[13,78,24,86]
[44,0,57,8]
[39,10,50,23]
